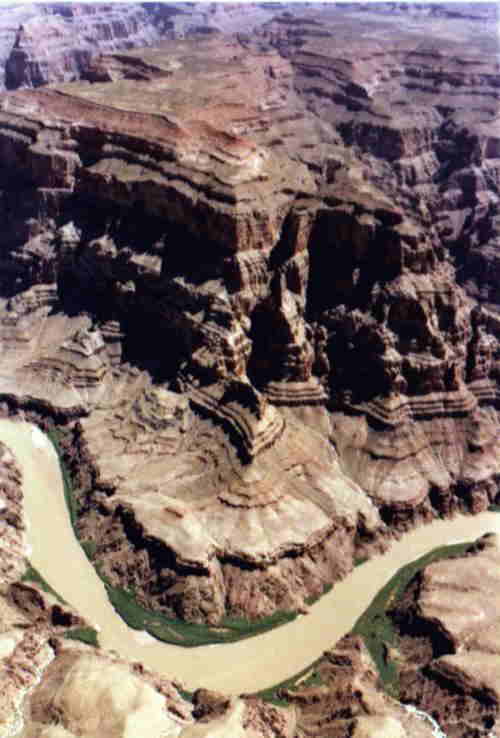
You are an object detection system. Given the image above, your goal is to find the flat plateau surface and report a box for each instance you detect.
[2,418,500,695]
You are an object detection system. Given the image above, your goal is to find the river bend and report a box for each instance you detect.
[2,419,499,694]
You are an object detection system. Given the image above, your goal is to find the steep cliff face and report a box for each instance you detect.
[277,635,436,738]
[260,5,500,522]
[263,4,500,313]
[0,8,498,624]
[0,2,281,93]
[390,534,500,738]
[0,38,381,623]
[0,4,41,89]
[144,2,278,39]
[4,3,160,90]
[0,438,294,738]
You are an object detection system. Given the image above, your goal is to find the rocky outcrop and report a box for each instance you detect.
[0,7,499,737]
[0,441,87,737]
[0,37,381,621]
[0,8,498,624]
[144,2,278,40]
[0,425,295,738]
[278,635,436,738]
[0,2,283,93]
[22,641,193,738]
[0,4,46,91]
[259,3,500,526]
[390,533,500,738]
[13,636,295,738]
[4,4,160,90]
[61,390,379,624]
[0,441,26,585]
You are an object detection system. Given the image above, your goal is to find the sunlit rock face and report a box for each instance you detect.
[390,533,500,738]
[0,442,293,738]
[0,5,499,623]
[0,4,161,91]
[0,2,282,92]
[276,635,436,738]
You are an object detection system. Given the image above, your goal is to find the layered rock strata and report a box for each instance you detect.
[279,635,436,738]
[0,430,295,738]
[0,4,40,88]
[390,533,500,738]
[0,3,284,93]
[0,433,444,738]
[0,441,25,586]
[4,3,160,90]
[0,9,498,624]
[144,2,278,40]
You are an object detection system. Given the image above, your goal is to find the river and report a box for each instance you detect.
[1,418,499,695]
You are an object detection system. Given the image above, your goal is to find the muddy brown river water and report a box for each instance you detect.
[2,419,500,695]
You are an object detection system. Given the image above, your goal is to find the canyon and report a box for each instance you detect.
[0,2,499,737]
[0,3,281,91]
[0,3,161,91]
[3,417,500,737]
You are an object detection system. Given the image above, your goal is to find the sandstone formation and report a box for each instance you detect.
[0,4,498,625]
[0,437,297,738]
[0,4,43,91]
[22,642,192,738]
[0,35,381,623]
[0,3,281,93]
[144,2,278,40]
[0,425,440,738]
[4,3,161,90]
[278,635,436,738]
[390,533,500,738]
[0,4,498,738]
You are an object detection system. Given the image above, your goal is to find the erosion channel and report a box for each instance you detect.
[2,418,500,696]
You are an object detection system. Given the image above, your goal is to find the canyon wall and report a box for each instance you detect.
[390,533,500,738]
[0,2,281,92]
[4,3,161,90]
[0,438,439,738]
[0,4,499,738]
[0,4,498,625]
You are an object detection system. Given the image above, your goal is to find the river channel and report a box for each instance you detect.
[1,418,499,695]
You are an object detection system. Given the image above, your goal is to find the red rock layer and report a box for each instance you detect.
[0,9,498,622]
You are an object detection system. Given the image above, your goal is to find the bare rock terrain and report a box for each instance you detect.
[0,444,436,738]
[0,4,498,624]
[390,533,500,737]
[278,635,436,738]
[0,3,164,91]
[0,3,499,736]
[0,2,281,92]
[0,446,296,738]
[0,4,45,90]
